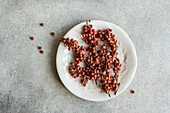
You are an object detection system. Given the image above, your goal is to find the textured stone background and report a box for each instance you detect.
[0,0,169,113]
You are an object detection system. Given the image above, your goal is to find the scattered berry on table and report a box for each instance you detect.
[131,90,135,94]
[40,50,44,54]
[40,23,44,26]
[38,46,42,49]
[30,37,34,40]
[51,32,55,36]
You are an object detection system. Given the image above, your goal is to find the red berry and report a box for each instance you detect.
[90,25,93,28]
[77,73,81,77]
[51,32,55,36]
[113,86,117,91]
[30,37,34,40]
[81,80,84,84]
[82,34,85,37]
[40,23,44,26]
[83,83,86,87]
[105,90,108,94]
[89,20,91,22]
[131,90,135,94]
[112,84,115,87]
[40,50,44,54]
[84,25,87,30]
[38,46,42,49]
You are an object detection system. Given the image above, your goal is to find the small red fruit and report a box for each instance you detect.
[51,32,55,36]
[83,83,86,87]
[131,90,135,94]
[40,50,44,54]
[38,46,42,49]
[40,23,44,26]
[30,37,34,40]
[90,25,93,28]
[89,20,91,22]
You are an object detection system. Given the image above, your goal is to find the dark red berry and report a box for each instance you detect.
[51,32,55,36]
[40,50,44,54]
[30,37,34,40]
[38,46,42,49]
[90,25,93,28]
[89,20,91,22]
[131,90,135,94]
[40,23,44,26]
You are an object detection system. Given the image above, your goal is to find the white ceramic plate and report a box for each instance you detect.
[56,20,137,101]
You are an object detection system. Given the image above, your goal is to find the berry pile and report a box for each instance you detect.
[60,20,122,96]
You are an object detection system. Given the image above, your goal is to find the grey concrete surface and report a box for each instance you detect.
[0,0,169,113]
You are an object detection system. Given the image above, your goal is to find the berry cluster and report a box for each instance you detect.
[60,20,122,96]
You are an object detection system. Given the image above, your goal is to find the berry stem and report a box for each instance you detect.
[108,93,111,98]
[95,79,97,85]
